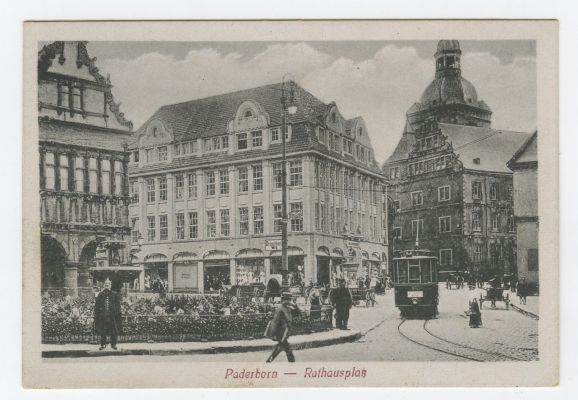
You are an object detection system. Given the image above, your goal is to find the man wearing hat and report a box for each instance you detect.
[94,278,123,350]
[265,292,300,362]
[330,279,353,330]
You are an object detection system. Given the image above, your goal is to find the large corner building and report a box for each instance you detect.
[382,40,530,279]
[38,42,133,296]
[128,83,388,293]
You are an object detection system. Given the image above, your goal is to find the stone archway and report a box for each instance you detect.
[41,235,67,293]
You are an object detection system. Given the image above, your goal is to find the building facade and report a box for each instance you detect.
[383,40,530,279]
[38,41,133,296]
[508,132,539,288]
[128,83,388,293]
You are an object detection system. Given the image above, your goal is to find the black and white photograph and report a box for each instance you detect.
[22,20,559,388]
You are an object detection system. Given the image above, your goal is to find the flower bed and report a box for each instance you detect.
[41,294,333,344]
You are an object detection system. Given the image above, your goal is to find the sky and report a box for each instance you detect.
[88,40,536,165]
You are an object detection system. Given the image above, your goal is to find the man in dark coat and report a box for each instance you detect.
[330,279,353,330]
[266,293,300,362]
[94,278,122,350]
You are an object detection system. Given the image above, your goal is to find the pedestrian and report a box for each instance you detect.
[94,278,122,350]
[309,288,322,320]
[510,274,518,293]
[330,279,353,330]
[265,292,300,363]
[469,298,482,328]
[518,277,528,305]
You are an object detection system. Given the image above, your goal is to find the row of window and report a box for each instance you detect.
[43,152,124,195]
[57,84,83,112]
[314,202,382,240]
[414,134,443,152]
[314,161,382,205]
[133,202,304,242]
[135,127,291,164]
[409,155,453,176]
[392,212,515,239]
[317,127,373,165]
[132,161,303,204]
[472,181,512,201]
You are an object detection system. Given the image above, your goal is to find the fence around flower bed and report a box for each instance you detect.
[42,306,334,344]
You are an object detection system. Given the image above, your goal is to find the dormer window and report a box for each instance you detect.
[244,110,253,118]
[358,127,363,136]
[331,112,336,124]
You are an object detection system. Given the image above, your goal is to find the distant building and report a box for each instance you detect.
[383,40,530,279]
[127,82,388,293]
[508,131,539,288]
[38,41,133,296]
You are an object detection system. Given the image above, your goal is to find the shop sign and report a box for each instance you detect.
[265,239,282,251]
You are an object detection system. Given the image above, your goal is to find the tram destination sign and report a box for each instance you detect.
[407,291,424,298]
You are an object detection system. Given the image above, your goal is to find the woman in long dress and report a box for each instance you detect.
[469,298,482,328]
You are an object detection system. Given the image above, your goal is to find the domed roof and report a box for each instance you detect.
[420,75,479,106]
[437,40,461,53]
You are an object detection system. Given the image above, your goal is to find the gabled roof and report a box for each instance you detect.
[133,82,327,143]
[439,123,531,173]
[508,131,538,169]
[383,132,416,165]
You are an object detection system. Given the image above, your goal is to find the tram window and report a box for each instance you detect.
[409,261,421,283]
[397,262,408,283]
[421,262,431,283]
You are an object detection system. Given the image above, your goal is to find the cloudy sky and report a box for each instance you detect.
[89,40,536,164]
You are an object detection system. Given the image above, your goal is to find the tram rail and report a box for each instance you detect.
[397,319,524,362]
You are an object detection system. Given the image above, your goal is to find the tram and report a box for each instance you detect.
[392,249,439,318]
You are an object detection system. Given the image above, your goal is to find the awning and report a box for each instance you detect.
[235,248,265,259]
[89,266,142,272]
[173,252,198,263]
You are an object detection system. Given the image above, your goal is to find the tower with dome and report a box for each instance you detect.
[383,40,532,281]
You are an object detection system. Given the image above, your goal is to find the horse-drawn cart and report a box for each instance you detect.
[479,287,510,310]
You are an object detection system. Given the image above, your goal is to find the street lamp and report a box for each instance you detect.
[280,77,298,280]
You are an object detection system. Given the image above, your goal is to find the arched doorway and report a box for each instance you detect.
[80,240,98,290]
[41,235,67,293]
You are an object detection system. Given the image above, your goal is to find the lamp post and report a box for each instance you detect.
[280,78,298,281]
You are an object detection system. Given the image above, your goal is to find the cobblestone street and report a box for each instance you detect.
[63,284,538,363]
